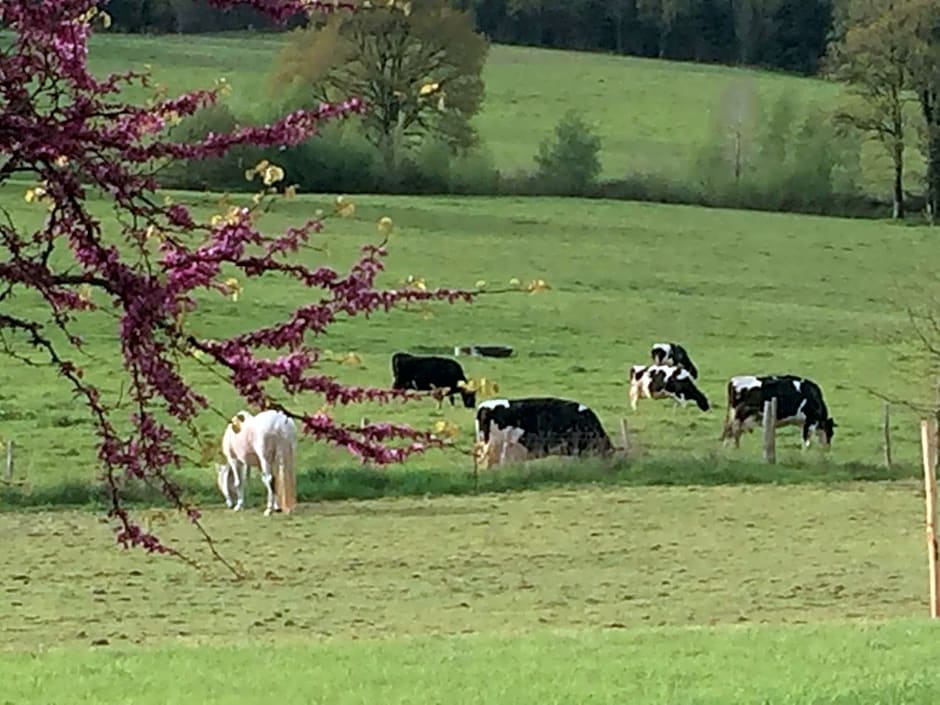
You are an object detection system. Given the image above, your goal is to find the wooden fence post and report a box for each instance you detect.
[619,417,630,455]
[882,402,892,469]
[762,397,777,464]
[920,419,939,619]
[4,440,12,482]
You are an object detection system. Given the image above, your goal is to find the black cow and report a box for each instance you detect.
[629,364,710,411]
[651,342,699,379]
[475,397,614,458]
[390,352,475,408]
[720,374,837,448]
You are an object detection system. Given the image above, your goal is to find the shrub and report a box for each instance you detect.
[161,102,263,191]
[533,109,603,196]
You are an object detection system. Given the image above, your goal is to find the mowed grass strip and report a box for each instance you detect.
[4,618,940,705]
[0,483,929,651]
[0,187,934,504]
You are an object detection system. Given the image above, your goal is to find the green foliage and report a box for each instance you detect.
[161,102,263,191]
[270,0,489,164]
[106,0,838,77]
[824,0,921,217]
[87,34,904,211]
[691,91,864,213]
[533,109,602,195]
[104,0,291,33]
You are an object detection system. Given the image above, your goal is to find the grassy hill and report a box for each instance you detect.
[84,32,903,196]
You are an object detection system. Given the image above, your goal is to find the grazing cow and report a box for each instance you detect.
[629,364,710,412]
[720,374,837,449]
[219,409,298,515]
[651,342,699,379]
[475,397,614,460]
[391,351,475,408]
[474,423,530,470]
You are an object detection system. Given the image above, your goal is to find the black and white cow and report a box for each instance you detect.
[390,352,475,408]
[651,342,698,379]
[475,397,614,459]
[720,374,837,449]
[629,364,710,411]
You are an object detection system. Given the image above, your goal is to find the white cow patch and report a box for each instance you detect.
[578,403,588,412]
[475,399,511,440]
[478,399,510,411]
[792,379,802,392]
[731,376,761,392]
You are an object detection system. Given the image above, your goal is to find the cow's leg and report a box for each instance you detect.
[629,385,640,411]
[722,409,743,448]
[801,421,814,449]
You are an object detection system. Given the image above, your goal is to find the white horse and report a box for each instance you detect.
[218,409,297,516]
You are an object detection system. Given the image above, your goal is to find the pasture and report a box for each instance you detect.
[2,483,939,703]
[0,186,936,504]
[3,26,940,705]
[83,32,867,186]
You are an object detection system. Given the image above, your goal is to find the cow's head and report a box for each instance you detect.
[671,370,710,411]
[650,344,669,366]
[456,380,477,408]
[818,417,837,447]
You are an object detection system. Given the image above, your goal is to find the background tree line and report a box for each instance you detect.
[103,0,834,75]
[109,0,940,223]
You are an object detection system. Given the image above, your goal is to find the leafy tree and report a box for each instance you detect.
[900,0,940,221]
[830,0,940,221]
[271,0,489,169]
[825,0,918,219]
[0,0,499,571]
[534,110,602,195]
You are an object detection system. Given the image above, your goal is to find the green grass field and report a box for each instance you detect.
[1,186,935,503]
[3,27,940,705]
[83,31,889,189]
[2,484,939,702]
[0,483,940,705]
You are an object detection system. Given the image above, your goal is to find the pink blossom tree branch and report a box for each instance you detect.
[0,0,483,575]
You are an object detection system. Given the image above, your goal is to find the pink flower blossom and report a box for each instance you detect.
[0,0,478,568]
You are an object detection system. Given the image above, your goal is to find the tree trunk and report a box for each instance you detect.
[613,5,624,54]
[927,133,940,224]
[892,140,905,220]
[922,90,940,224]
